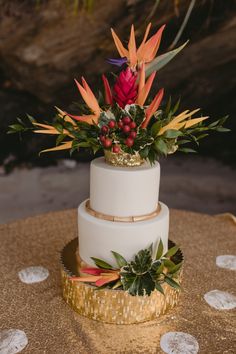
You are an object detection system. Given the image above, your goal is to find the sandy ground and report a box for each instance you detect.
[0,156,236,224]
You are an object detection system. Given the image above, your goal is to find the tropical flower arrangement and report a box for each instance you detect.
[71,239,183,296]
[9,23,228,164]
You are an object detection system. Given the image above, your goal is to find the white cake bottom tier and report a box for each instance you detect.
[78,200,169,268]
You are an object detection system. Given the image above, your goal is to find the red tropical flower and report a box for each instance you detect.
[113,68,138,108]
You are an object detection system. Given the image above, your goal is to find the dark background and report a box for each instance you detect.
[0,0,235,168]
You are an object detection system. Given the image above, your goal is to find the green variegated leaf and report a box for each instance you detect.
[145,41,188,77]
[127,104,146,126]
[131,248,153,274]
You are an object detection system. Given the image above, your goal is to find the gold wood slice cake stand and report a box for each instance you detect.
[60,238,184,324]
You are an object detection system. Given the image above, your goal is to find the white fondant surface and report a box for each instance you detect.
[78,200,169,267]
[90,157,160,217]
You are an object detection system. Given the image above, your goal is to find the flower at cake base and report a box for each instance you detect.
[71,240,183,296]
[71,267,120,287]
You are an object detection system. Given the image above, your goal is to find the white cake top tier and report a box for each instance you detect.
[90,157,160,217]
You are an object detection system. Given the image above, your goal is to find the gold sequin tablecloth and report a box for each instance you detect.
[0,209,235,353]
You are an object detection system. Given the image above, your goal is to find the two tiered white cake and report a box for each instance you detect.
[78,157,169,268]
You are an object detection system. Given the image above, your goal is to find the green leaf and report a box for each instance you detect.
[56,134,66,146]
[178,147,196,153]
[145,41,189,77]
[155,239,164,260]
[154,139,168,155]
[208,119,220,128]
[165,276,181,290]
[172,98,181,115]
[165,96,172,115]
[151,261,164,275]
[215,127,231,132]
[111,251,127,268]
[169,261,183,275]
[26,114,36,123]
[8,124,24,132]
[163,259,176,270]
[177,139,191,145]
[155,282,165,295]
[53,123,63,133]
[77,142,91,148]
[196,133,208,140]
[164,245,179,258]
[90,257,113,270]
[150,121,162,137]
[164,129,182,139]
[139,146,150,158]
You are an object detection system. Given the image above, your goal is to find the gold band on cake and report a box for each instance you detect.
[104,150,144,167]
[61,238,183,324]
[85,200,161,222]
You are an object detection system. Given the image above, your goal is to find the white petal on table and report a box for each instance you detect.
[204,289,236,310]
[0,329,28,354]
[160,332,199,354]
[216,255,236,271]
[18,266,49,284]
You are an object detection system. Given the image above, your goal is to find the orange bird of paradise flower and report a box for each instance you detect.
[66,77,101,125]
[111,23,166,69]
[135,63,164,128]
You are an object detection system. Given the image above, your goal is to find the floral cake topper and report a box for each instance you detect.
[9,23,228,164]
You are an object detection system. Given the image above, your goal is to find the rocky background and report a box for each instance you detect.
[0,0,235,169]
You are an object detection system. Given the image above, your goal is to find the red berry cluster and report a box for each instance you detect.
[118,116,137,147]
[99,120,120,153]
[99,116,137,153]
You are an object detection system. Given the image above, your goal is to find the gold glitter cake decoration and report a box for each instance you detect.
[60,238,184,324]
